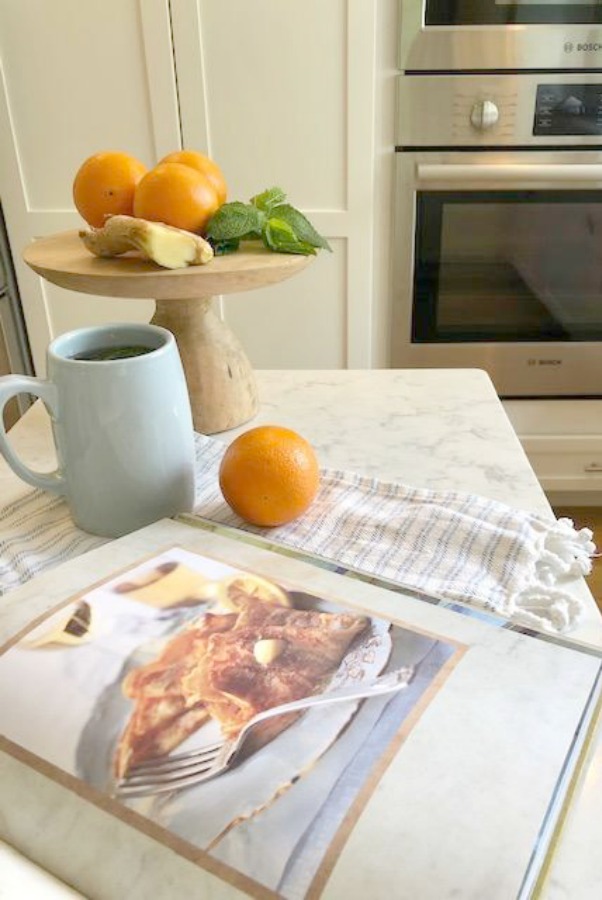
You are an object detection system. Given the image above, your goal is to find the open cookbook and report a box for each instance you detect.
[0,514,601,900]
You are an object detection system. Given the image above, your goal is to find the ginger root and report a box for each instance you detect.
[79,215,214,269]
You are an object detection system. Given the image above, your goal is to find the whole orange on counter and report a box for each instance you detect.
[159,149,228,206]
[73,151,148,227]
[133,162,220,234]
[219,425,320,527]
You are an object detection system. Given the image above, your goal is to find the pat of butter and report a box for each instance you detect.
[253,638,286,666]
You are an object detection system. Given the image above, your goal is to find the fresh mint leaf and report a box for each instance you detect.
[263,217,316,255]
[205,201,262,241]
[271,203,331,251]
[206,187,331,258]
[250,187,287,215]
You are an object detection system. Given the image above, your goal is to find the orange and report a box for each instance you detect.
[133,162,220,234]
[159,149,228,206]
[73,151,148,228]
[219,425,320,527]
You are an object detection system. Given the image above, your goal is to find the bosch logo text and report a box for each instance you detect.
[565,42,602,52]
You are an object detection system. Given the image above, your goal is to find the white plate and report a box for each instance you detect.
[76,590,392,846]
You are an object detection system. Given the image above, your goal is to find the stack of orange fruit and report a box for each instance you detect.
[72,148,227,234]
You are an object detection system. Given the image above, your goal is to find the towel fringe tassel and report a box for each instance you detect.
[506,518,596,631]
[509,586,584,632]
[537,518,595,581]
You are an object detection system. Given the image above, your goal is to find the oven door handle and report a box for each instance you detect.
[417,164,602,188]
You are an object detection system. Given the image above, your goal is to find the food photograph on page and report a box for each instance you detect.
[0,546,463,898]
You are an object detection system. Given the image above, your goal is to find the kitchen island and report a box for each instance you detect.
[0,368,601,898]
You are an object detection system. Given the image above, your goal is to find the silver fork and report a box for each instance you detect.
[115,665,415,798]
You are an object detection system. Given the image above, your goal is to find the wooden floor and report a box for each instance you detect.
[553,506,602,613]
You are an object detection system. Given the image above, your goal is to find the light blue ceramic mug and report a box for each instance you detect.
[0,322,196,538]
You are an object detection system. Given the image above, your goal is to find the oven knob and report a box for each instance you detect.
[470,100,499,131]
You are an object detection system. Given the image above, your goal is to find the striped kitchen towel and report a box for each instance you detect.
[0,489,107,596]
[192,436,595,633]
[0,433,596,632]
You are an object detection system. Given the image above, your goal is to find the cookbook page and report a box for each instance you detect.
[0,517,600,899]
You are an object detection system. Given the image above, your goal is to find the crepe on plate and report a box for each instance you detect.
[114,580,369,779]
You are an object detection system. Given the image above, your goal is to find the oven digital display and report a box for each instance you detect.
[534,84,602,135]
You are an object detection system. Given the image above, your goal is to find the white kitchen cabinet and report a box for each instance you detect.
[504,399,602,504]
[0,0,396,374]
[170,0,385,369]
[0,0,179,373]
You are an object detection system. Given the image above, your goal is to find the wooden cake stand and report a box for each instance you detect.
[23,230,311,434]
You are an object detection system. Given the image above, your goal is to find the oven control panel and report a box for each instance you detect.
[396,73,602,147]
[534,84,602,136]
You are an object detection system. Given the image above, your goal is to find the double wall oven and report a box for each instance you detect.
[392,1,602,397]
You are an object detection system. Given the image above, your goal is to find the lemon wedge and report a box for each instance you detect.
[216,574,291,611]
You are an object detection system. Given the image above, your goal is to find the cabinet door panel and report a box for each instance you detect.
[172,0,377,368]
[0,2,156,209]
[193,0,346,209]
[224,239,346,369]
[43,284,154,339]
[0,0,179,373]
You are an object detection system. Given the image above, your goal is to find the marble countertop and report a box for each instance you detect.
[0,367,551,514]
[1,367,601,898]
[229,369,551,515]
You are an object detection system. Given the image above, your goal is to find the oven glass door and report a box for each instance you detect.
[426,1,602,26]
[413,190,602,343]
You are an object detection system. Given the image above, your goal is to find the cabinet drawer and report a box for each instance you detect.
[520,435,602,492]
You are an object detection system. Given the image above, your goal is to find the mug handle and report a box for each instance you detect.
[0,375,66,495]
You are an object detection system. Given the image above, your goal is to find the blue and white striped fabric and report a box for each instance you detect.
[0,489,107,596]
[0,433,595,633]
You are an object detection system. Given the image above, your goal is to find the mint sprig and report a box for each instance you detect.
[270,204,331,251]
[204,201,262,242]
[250,187,287,215]
[263,218,316,255]
[205,187,331,256]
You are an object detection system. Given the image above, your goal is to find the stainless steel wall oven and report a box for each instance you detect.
[392,2,602,397]
[400,0,602,72]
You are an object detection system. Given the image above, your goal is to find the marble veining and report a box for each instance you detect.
[228,370,548,517]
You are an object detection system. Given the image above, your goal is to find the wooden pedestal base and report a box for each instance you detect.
[152,296,258,434]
